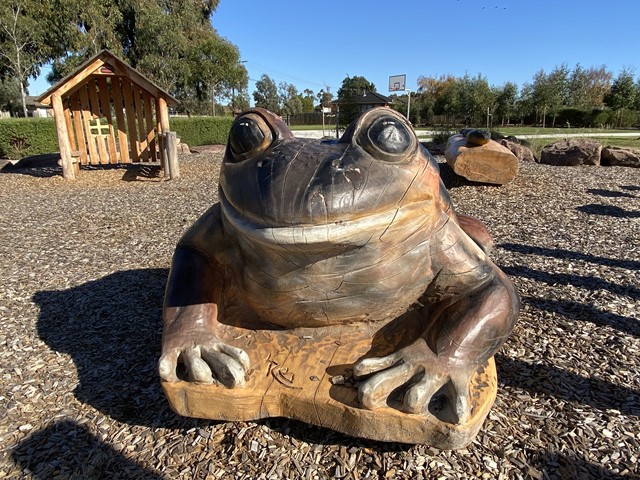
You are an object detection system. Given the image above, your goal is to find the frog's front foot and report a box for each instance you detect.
[159,332,250,387]
[353,343,475,424]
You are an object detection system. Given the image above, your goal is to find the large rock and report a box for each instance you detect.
[499,139,536,163]
[601,146,640,168]
[539,138,602,166]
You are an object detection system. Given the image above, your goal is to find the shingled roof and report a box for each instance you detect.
[332,91,390,105]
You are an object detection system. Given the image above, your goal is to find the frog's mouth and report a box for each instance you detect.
[220,190,437,248]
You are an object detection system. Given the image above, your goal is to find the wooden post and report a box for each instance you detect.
[51,93,75,180]
[166,131,180,180]
[157,96,171,176]
[162,132,171,179]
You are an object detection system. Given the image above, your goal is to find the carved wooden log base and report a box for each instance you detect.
[162,323,498,449]
[445,134,519,185]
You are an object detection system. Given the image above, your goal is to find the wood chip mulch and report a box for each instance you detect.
[0,151,638,479]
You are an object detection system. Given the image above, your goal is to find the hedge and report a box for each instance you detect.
[0,118,58,160]
[170,116,234,147]
[0,115,234,160]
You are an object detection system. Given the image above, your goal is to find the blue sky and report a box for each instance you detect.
[30,0,640,102]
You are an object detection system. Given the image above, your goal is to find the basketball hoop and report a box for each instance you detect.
[388,75,411,120]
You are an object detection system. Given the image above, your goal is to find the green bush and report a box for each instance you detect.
[0,118,58,160]
[170,116,234,146]
[0,115,233,160]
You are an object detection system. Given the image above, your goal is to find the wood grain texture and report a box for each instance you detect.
[162,322,497,448]
[445,134,519,184]
[96,76,119,164]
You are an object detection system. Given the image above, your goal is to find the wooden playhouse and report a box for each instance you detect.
[37,50,179,180]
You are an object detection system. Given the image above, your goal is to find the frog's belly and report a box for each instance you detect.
[236,235,434,328]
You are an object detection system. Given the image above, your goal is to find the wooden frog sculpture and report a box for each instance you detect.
[160,107,519,448]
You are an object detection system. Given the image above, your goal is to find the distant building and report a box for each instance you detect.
[26,96,53,117]
[331,91,391,113]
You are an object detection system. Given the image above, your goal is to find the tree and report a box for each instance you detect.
[38,0,247,114]
[316,88,333,109]
[516,83,534,125]
[531,69,553,127]
[253,74,280,113]
[0,0,49,116]
[337,75,376,126]
[301,88,315,113]
[605,68,637,127]
[0,76,21,113]
[416,74,457,124]
[279,82,303,115]
[494,82,518,126]
[188,36,247,115]
[457,73,493,126]
[541,64,570,127]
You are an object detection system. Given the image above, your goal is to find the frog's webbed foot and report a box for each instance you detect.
[353,344,475,424]
[159,334,250,387]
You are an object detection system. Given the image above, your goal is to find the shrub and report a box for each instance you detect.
[0,115,234,160]
[170,116,234,146]
[0,118,58,160]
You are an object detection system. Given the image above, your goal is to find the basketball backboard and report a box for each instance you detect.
[389,74,406,92]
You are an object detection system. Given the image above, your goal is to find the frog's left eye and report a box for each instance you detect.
[359,115,414,162]
[228,113,274,161]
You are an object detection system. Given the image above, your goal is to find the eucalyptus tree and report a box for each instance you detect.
[253,74,280,113]
[39,0,247,112]
[0,0,51,116]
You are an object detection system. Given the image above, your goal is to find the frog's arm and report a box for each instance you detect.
[159,204,249,386]
[354,223,519,421]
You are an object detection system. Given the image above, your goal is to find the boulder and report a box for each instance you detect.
[539,138,602,166]
[499,139,536,163]
[601,146,640,168]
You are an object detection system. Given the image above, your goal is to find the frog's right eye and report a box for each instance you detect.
[228,113,274,161]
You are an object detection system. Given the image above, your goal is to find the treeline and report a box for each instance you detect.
[399,65,640,128]
[0,0,249,117]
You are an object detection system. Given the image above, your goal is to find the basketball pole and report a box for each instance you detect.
[406,89,412,122]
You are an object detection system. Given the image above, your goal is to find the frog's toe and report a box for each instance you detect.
[353,353,402,378]
[201,345,248,387]
[402,372,448,414]
[158,349,180,382]
[450,370,473,424]
[358,362,418,409]
[182,347,215,384]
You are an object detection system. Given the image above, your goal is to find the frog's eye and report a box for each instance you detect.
[228,113,274,161]
[359,115,414,162]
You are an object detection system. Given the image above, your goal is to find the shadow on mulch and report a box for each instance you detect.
[586,188,637,199]
[577,203,640,218]
[33,268,210,429]
[497,354,639,418]
[500,242,640,271]
[1,153,63,177]
[11,420,165,479]
[1,153,163,181]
